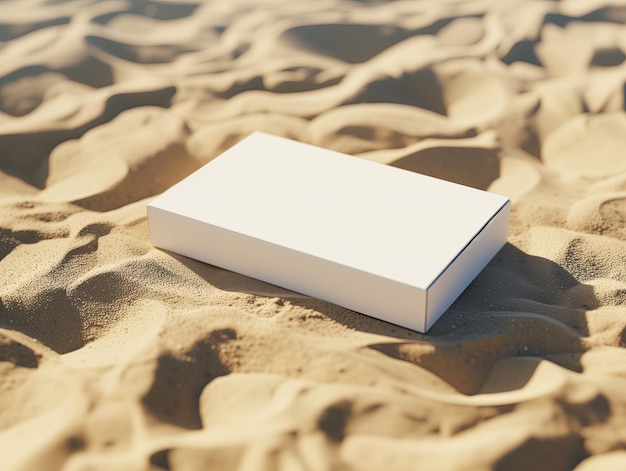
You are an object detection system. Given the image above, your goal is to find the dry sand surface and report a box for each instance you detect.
[2,0,626,469]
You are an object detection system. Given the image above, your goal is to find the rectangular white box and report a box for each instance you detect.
[148,132,510,332]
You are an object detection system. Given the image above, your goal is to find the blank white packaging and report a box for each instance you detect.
[147,132,510,333]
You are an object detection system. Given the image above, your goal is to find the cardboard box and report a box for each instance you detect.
[147,132,510,332]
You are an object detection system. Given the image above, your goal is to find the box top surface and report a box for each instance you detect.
[150,132,508,289]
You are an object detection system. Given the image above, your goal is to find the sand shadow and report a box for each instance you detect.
[389,144,500,190]
[0,16,71,42]
[281,16,479,64]
[93,1,200,24]
[348,67,447,115]
[365,243,596,393]
[500,5,626,67]
[168,251,426,341]
[450,242,598,329]
[282,23,414,64]
[86,36,198,65]
[0,289,85,354]
[0,85,176,188]
[142,328,235,430]
[167,241,596,347]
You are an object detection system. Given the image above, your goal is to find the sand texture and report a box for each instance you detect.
[2,0,626,470]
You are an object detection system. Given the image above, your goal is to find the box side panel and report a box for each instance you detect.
[148,205,427,332]
[425,201,511,331]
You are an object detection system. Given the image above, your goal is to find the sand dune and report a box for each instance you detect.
[2,0,626,470]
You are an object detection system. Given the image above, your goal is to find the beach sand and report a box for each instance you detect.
[2,0,626,469]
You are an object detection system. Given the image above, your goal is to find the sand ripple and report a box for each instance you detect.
[2,0,626,469]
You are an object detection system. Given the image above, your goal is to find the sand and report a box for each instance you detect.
[1,0,626,469]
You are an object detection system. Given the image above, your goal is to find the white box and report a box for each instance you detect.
[148,132,510,332]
